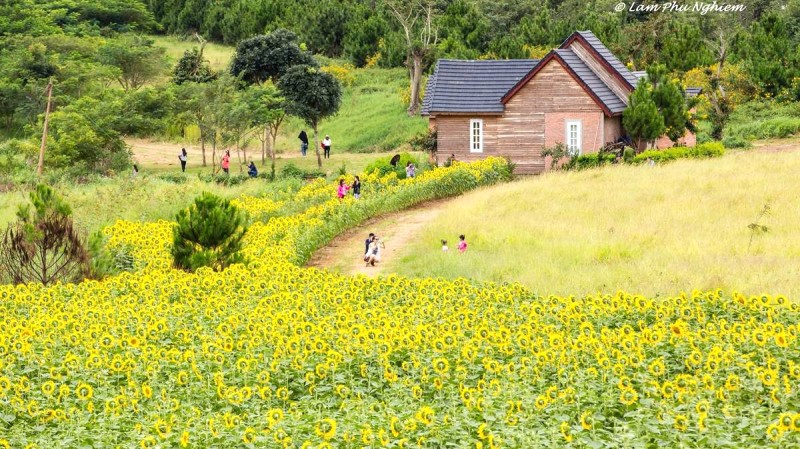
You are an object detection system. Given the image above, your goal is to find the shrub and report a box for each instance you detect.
[409,129,437,156]
[563,152,616,170]
[0,184,89,285]
[365,152,422,179]
[281,163,305,179]
[157,173,189,184]
[172,192,249,272]
[623,147,636,163]
[722,135,752,148]
[632,142,724,164]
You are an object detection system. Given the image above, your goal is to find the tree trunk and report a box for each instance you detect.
[407,52,423,116]
[262,126,268,163]
[313,124,322,169]
[200,129,207,167]
[236,138,243,173]
[211,137,217,175]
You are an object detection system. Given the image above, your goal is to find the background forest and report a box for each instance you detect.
[2,0,800,181]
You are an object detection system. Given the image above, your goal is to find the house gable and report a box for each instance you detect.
[561,31,638,90]
[501,50,625,116]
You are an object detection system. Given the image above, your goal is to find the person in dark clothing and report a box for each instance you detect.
[352,175,361,199]
[298,130,309,156]
[364,233,375,261]
[247,161,258,178]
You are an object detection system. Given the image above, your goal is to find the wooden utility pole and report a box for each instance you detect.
[37,80,53,176]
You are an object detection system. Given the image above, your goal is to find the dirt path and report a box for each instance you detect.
[307,199,451,276]
[752,137,800,152]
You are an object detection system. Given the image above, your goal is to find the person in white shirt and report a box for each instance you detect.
[322,135,332,159]
[178,148,187,172]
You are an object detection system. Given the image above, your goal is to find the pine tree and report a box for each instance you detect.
[623,82,664,149]
[647,64,688,142]
[172,192,249,272]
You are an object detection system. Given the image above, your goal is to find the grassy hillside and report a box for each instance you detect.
[149,36,427,154]
[389,150,800,298]
[151,35,235,72]
[275,68,428,153]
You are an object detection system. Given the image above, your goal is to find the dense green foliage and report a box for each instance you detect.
[623,82,664,147]
[365,151,426,179]
[632,142,726,164]
[171,191,249,272]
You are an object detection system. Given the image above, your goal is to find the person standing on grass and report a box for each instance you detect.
[298,130,309,157]
[132,164,139,178]
[221,150,230,175]
[458,234,467,253]
[179,148,188,172]
[337,178,350,200]
[322,135,332,159]
[352,175,361,199]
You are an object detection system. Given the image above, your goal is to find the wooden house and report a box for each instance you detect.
[422,30,698,174]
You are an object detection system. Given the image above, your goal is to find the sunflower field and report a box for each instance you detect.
[1,157,800,449]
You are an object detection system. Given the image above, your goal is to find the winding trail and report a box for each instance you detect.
[307,198,452,276]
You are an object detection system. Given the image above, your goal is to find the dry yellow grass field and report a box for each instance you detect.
[389,150,800,298]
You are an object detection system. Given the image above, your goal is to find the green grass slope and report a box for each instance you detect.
[388,150,800,298]
[149,36,427,154]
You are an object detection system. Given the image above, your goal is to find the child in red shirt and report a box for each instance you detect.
[458,234,467,253]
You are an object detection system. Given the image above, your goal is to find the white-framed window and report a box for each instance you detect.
[566,120,582,155]
[470,119,483,153]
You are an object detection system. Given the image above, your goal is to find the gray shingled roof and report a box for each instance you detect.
[555,49,627,114]
[576,31,639,88]
[421,59,538,115]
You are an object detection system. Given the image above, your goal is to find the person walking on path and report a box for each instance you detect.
[298,130,309,157]
[337,178,350,200]
[178,148,188,172]
[221,150,230,175]
[458,234,468,253]
[322,135,332,159]
[352,175,361,199]
[247,161,258,178]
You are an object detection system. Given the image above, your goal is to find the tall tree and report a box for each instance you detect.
[646,64,689,142]
[623,82,664,149]
[279,65,342,169]
[386,0,439,116]
[97,35,167,91]
[230,29,318,85]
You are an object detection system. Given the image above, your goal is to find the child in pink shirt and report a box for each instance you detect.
[458,234,467,253]
[337,179,350,200]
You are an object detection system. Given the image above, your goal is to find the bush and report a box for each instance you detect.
[281,163,305,179]
[563,152,616,170]
[632,142,725,164]
[722,135,752,149]
[409,129,437,155]
[365,152,422,179]
[172,192,249,272]
[157,173,189,184]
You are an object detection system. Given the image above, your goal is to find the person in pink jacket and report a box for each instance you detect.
[221,150,230,175]
[337,178,350,200]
